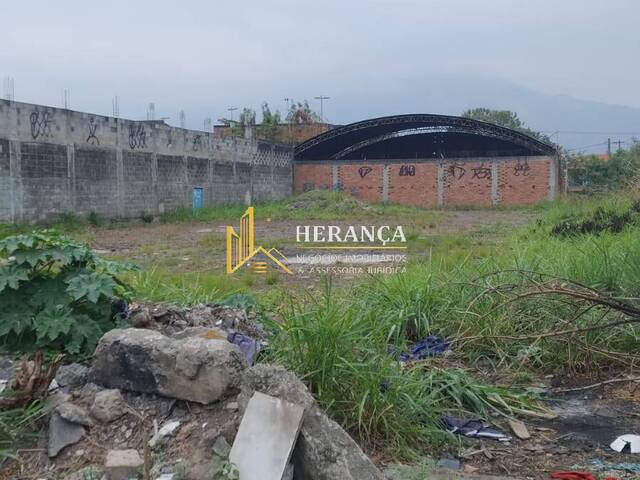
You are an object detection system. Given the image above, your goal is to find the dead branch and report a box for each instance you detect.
[0,352,64,409]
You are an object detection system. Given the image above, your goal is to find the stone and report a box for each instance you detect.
[149,420,181,448]
[91,389,127,423]
[230,392,304,480]
[55,363,89,390]
[104,449,144,480]
[130,308,152,328]
[438,457,461,470]
[238,364,385,480]
[225,401,239,411]
[56,402,94,427]
[212,436,231,458]
[507,419,531,440]
[91,328,247,404]
[170,326,227,341]
[48,411,85,457]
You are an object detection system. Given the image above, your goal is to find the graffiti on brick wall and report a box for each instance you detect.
[514,159,531,176]
[358,166,372,178]
[399,165,416,176]
[128,124,147,149]
[29,110,53,139]
[447,162,466,180]
[86,117,99,145]
[472,162,491,180]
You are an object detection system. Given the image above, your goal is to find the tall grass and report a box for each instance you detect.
[0,401,44,461]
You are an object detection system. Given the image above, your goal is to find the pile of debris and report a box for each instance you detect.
[0,303,386,480]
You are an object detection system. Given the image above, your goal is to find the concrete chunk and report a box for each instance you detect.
[90,328,247,404]
[230,392,304,480]
[104,449,143,480]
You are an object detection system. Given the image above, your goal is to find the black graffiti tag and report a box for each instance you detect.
[30,110,53,139]
[86,117,99,145]
[358,166,372,178]
[399,165,416,176]
[128,124,147,149]
[192,134,202,152]
[447,163,466,180]
[514,159,531,176]
[472,163,492,180]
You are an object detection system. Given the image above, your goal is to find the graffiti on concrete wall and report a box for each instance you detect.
[29,110,53,139]
[192,134,202,152]
[399,164,416,176]
[514,159,531,176]
[86,117,100,145]
[128,124,147,149]
[358,166,372,178]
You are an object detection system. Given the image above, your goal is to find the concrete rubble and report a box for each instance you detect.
[238,364,386,480]
[90,327,248,403]
[104,449,144,480]
[229,391,304,480]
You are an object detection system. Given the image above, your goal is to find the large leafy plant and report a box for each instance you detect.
[0,231,136,356]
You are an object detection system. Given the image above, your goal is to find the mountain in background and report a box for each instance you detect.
[314,74,640,154]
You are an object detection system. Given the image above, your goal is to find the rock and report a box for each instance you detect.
[131,308,152,328]
[91,389,127,423]
[225,401,239,411]
[48,411,85,457]
[104,449,144,480]
[56,402,94,427]
[91,328,247,404]
[213,436,231,458]
[238,364,385,480]
[65,465,104,480]
[55,363,89,389]
[438,457,461,470]
[149,420,181,448]
[507,419,531,440]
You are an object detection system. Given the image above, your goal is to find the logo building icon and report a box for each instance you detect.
[226,207,292,275]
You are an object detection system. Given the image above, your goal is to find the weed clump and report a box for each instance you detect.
[551,206,637,236]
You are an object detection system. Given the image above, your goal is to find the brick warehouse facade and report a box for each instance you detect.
[294,156,558,207]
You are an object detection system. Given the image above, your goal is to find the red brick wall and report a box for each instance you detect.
[338,164,383,203]
[293,164,332,192]
[293,156,553,207]
[443,161,493,207]
[498,159,549,205]
[388,163,438,207]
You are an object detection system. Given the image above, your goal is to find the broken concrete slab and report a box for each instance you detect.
[230,391,304,480]
[238,364,386,480]
[104,449,144,480]
[48,411,85,457]
[90,328,247,404]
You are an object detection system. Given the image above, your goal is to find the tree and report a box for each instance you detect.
[286,100,321,124]
[258,102,282,141]
[461,108,551,143]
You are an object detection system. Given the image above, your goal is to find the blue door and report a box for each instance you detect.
[193,187,203,209]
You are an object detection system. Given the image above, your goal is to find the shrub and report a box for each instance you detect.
[0,231,136,356]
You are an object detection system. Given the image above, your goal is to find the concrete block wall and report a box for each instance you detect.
[0,100,293,222]
[294,156,558,208]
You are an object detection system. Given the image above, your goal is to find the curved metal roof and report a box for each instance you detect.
[294,113,556,160]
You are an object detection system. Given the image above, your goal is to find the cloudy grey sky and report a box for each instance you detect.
[2,0,639,131]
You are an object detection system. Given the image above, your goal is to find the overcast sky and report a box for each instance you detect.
[2,0,639,129]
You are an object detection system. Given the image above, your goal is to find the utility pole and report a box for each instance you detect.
[607,138,611,157]
[314,95,330,124]
[112,96,120,117]
[179,110,186,128]
[3,77,14,101]
[147,103,156,121]
[613,140,624,151]
[62,89,70,109]
[284,97,293,143]
[227,107,238,123]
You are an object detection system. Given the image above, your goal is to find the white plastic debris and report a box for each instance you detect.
[610,434,640,453]
[148,421,181,448]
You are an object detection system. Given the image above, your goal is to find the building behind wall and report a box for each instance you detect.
[292,114,560,207]
[0,100,293,223]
